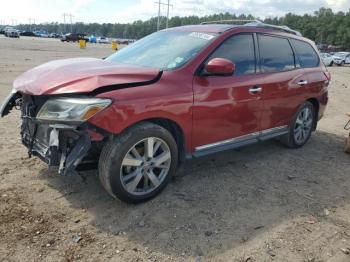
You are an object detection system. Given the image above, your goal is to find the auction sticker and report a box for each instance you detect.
[189,32,215,40]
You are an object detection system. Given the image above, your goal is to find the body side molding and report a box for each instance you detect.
[193,125,288,157]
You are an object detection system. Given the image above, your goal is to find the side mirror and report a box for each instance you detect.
[205,58,235,76]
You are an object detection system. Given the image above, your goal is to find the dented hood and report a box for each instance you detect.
[13,58,161,95]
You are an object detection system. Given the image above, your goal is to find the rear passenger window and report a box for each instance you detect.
[258,35,295,73]
[291,39,319,68]
[208,34,256,76]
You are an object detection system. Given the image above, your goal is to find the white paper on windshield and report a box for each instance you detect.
[189,32,215,40]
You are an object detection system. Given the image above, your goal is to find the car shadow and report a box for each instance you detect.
[39,130,350,257]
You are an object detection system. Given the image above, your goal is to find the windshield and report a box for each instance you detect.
[106,31,217,70]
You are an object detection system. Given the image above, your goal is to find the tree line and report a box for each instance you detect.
[15,8,350,49]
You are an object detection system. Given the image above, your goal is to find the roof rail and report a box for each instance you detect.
[201,19,302,36]
[201,19,260,25]
[245,21,302,36]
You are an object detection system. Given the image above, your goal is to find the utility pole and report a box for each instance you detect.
[63,13,73,33]
[166,0,170,28]
[63,13,66,33]
[28,18,35,31]
[69,14,74,33]
[157,0,161,31]
[155,0,172,30]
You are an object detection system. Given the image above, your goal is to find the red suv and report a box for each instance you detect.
[1,22,330,203]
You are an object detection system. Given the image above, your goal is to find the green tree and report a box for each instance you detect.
[13,8,350,49]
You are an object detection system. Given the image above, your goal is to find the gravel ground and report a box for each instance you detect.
[0,35,350,262]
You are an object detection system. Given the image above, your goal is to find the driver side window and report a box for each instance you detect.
[208,34,256,76]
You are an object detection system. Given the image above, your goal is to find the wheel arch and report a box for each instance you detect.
[306,98,320,130]
[122,117,188,163]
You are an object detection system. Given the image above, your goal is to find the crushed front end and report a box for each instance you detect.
[1,93,111,175]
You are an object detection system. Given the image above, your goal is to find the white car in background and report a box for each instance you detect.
[320,53,334,66]
[4,27,20,38]
[332,52,350,66]
[97,37,110,44]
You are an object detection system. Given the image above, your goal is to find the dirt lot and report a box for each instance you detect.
[0,35,350,262]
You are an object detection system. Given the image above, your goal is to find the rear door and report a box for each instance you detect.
[290,38,328,117]
[192,33,264,154]
[258,34,308,131]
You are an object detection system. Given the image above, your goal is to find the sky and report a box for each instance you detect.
[0,0,349,25]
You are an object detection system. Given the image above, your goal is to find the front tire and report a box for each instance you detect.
[281,102,315,148]
[99,122,178,203]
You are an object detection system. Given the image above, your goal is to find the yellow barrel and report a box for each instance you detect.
[79,39,86,49]
[112,40,119,51]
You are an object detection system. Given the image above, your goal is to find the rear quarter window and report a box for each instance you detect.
[291,39,320,68]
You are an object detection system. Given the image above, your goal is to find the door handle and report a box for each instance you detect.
[249,86,262,94]
[298,80,308,86]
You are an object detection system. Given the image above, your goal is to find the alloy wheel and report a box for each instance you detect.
[293,107,313,145]
[120,137,171,196]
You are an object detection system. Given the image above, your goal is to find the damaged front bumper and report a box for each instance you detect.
[1,92,103,175]
[22,121,92,175]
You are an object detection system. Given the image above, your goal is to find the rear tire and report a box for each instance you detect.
[99,122,178,203]
[280,102,315,148]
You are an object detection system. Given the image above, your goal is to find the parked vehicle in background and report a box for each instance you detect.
[33,31,49,38]
[4,28,20,38]
[49,33,61,38]
[97,37,110,44]
[61,33,87,42]
[333,52,350,66]
[88,35,97,43]
[117,39,136,45]
[1,21,330,203]
[3,26,14,33]
[20,31,36,37]
[320,53,333,66]
[39,32,49,38]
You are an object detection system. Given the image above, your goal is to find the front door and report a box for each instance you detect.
[192,33,264,155]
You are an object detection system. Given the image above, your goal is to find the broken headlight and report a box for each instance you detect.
[36,97,111,123]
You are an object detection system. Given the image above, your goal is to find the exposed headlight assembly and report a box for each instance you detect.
[37,97,111,123]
